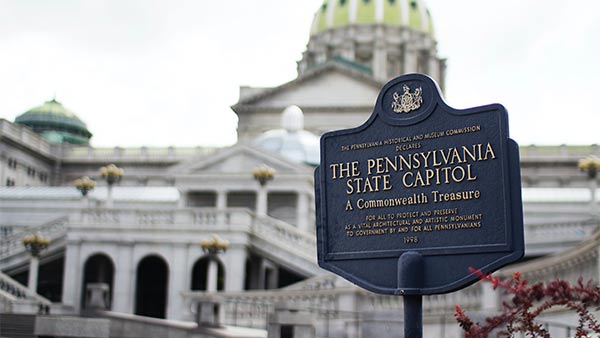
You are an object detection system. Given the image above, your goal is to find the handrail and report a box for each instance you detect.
[0,216,68,260]
[183,281,482,330]
[251,214,317,262]
[0,270,51,305]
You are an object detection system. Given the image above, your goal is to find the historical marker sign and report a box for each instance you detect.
[315,74,524,295]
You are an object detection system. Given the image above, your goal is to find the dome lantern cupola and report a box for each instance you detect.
[299,0,445,87]
[310,0,435,36]
[14,99,92,145]
[254,106,320,166]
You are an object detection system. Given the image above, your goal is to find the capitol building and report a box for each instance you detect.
[1,0,599,337]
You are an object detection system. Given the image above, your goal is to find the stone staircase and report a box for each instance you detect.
[0,313,37,338]
[250,214,318,276]
[0,269,51,314]
[0,216,67,271]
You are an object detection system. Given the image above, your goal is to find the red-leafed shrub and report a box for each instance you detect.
[455,269,600,337]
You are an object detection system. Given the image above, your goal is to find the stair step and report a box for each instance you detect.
[0,314,36,338]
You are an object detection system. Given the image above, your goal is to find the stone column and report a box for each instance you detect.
[216,191,227,210]
[27,256,39,293]
[106,185,114,208]
[591,178,598,219]
[428,55,440,83]
[224,247,247,292]
[206,259,219,293]
[0,157,6,185]
[216,191,228,224]
[403,46,418,74]
[597,246,600,285]
[167,245,188,320]
[112,243,134,313]
[61,242,82,312]
[340,38,355,61]
[257,188,268,216]
[178,190,188,208]
[373,43,387,81]
[259,259,278,290]
[481,282,500,311]
[296,192,310,232]
[372,27,387,81]
[314,46,327,65]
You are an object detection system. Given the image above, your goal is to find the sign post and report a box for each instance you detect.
[315,74,524,337]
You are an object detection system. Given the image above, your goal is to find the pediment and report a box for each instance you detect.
[234,63,383,110]
[170,144,309,175]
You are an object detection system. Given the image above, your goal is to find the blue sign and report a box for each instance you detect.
[315,74,524,295]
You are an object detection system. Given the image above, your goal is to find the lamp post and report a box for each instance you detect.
[578,156,600,219]
[252,165,275,216]
[200,235,229,292]
[22,233,50,293]
[99,164,123,208]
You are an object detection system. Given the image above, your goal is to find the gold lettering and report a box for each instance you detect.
[330,163,339,179]
[462,145,477,162]
[367,159,376,175]
[383,175,392,191]
[402,171,414,188]
[485,143,496,160]
[384,156,398,173]
[346,179,354,194]
[345,200,353,211]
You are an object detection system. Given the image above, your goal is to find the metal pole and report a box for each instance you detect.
[397,251,424,338]
[403,295,422,338]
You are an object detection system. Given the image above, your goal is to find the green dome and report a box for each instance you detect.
[15,99,92,145]
[310,0,434,36]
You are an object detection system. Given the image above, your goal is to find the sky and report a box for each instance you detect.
[0,0,599,147]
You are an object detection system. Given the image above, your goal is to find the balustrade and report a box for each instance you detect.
[0,217,67,260]
[526,219,595,244]
[252,216,317,261]
[0,270,51,312]
[184,281,483,330]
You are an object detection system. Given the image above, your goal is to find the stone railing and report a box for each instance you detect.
[183,280,483,330]
[525,219,596,245]
[61,145,219,162]
[0,216,68,260]
[0,119,55,158]
[252,215,317,262]
[74,207,318,273]
[0,269,51,313]
[501,227,600,285]
[77,208,248,228]
[519,144,600,159]
[185,288,352,329]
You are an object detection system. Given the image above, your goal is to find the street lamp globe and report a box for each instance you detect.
[252,165,276,186]
[200,235,230,255]
[22,233,50,257]
[578,156,600,179]
[74,176,96,197]
[99,164,124,185]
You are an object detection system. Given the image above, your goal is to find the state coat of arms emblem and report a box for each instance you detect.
[391,85,423,113]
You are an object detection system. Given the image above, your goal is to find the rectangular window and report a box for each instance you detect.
[7,158,17,170]
[187,191,217,207]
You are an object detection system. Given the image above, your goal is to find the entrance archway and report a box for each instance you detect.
[135,255,169,318]
[81,254,114,309]
[191,256,225,291]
